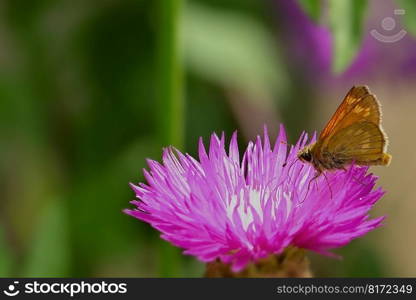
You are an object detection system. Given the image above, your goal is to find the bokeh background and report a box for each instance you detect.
[1,0,415,277]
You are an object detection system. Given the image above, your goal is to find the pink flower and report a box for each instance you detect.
[124,125,385,271]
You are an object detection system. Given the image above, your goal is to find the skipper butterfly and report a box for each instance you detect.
[298,86,391,177]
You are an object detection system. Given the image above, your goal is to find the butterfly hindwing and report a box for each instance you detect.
[324,121,390,166]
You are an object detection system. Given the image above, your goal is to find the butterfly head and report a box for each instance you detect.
[297,145,314,163]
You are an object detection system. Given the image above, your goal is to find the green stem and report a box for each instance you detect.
[157,0,185,147]
[156,0,185,277]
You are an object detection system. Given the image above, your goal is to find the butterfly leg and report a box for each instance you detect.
[351,175,369,187]
[310,170,321,192]
[322,171,333,200]
[299,169,322,204]
[310,169,322,183]
[342,166,369,187]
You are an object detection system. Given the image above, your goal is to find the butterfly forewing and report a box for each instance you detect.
[319,86,371,140]
[319,94,382,149]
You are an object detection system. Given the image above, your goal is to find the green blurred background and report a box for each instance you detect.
[1,0,416,277]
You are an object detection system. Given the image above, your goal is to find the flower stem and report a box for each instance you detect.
[156,0,185,277]
[157,0,185,147]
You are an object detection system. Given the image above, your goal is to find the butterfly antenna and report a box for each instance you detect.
[280,140,291,168]
[284,157,300,185]
[278,140,300,187]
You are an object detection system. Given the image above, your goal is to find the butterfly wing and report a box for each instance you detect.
[320,93,382,149]
[323,121,391,166]
[313,86,391,168]
[319,86,371,141]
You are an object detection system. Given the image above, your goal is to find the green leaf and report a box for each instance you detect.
[298,0,322,22]
[328,0,368,73]
[397,0,416,36]
[22,200,70,276]
[183,2,286,101]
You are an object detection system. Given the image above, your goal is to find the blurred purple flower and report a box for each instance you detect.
[275,0,332,77]
[125,125,385,271]
[276,0,416,82]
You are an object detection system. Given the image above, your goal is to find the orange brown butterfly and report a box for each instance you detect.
[297,86,391,180]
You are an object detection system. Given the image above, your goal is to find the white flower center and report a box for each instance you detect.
[226,188,293,231]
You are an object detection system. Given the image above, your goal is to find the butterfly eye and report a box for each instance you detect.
[300,151,312,162]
